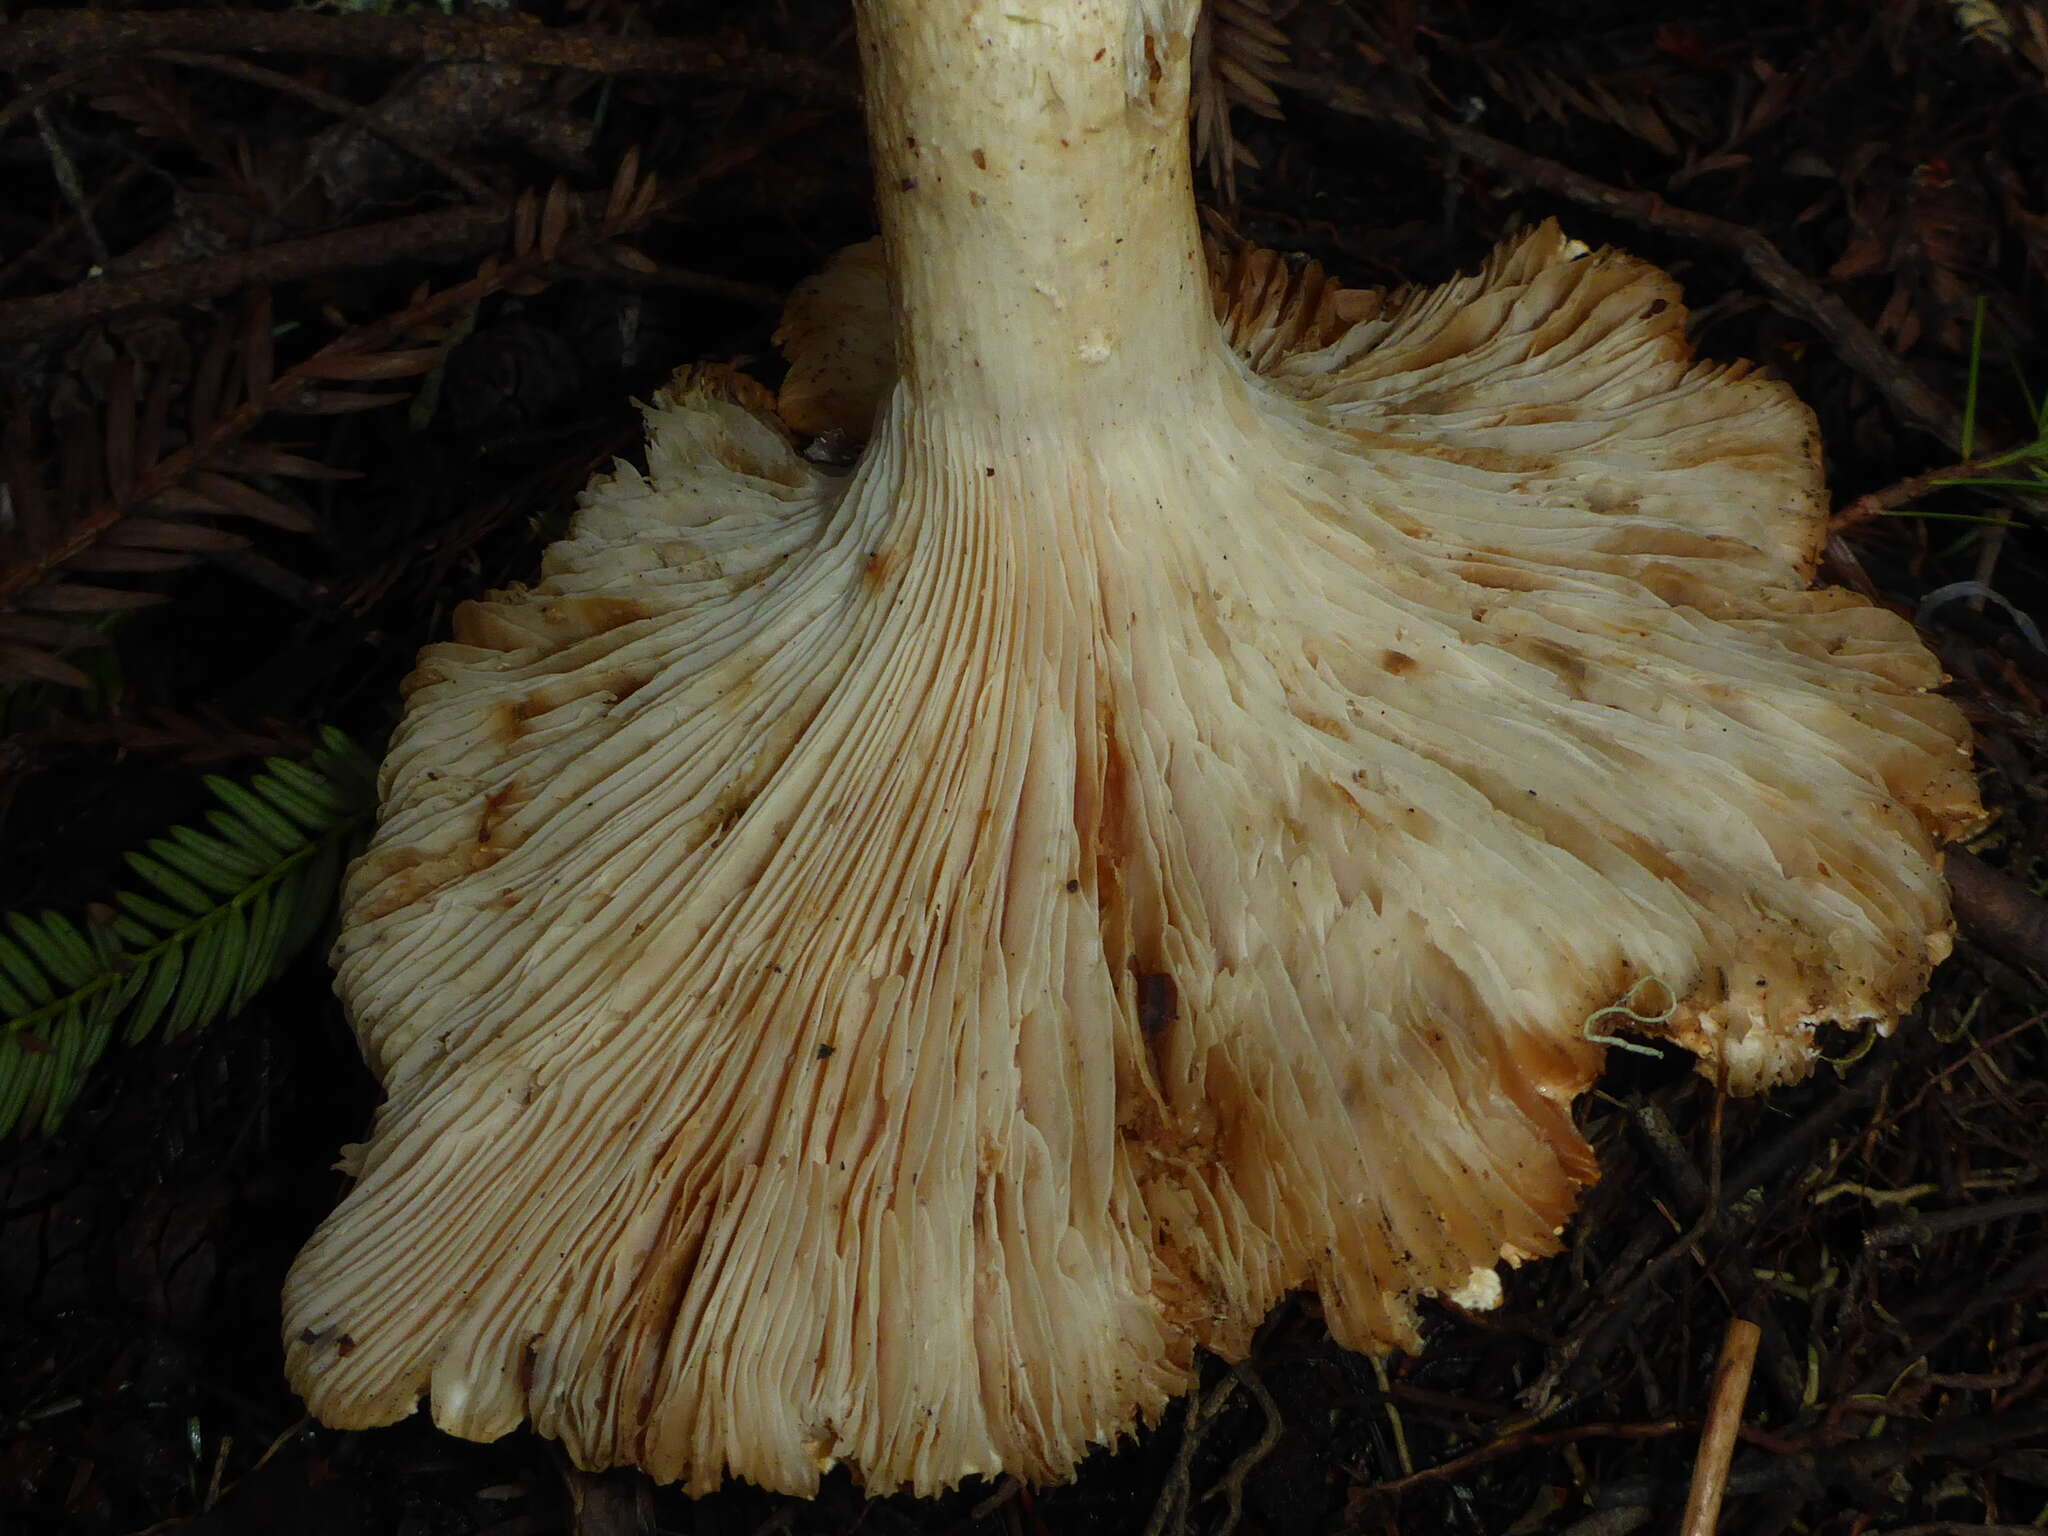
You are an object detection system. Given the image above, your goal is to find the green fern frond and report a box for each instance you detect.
[0,727,377,1137]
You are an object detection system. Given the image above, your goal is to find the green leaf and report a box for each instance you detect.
[282,838,347,957]
[203,779,306,855]
[0,1041,47,1141]
[117,889,194,931]
[36,991,123,1138]
[187,909,250,1032]
[232,890,283,1014]
[1980,440,2048,465]
[0,1042,37,1137]
[1881,507,2034,524]
[0,933,55,1007]
[126,852,217,918]
[0,730,378,1136]
[250,770,337,829]
[266,757,350,812]
[170,824,271,884]
[44,1003,89,1133]
[1924,477,2048,494]
[124,947,184,1045]
[149,833,255,898]
[12,913,97,986]
[108,914,154,948]
[165,915,230,1040]
[5,918,78,990]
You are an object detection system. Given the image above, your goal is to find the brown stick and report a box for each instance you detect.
[146,50,498,202]
[0,103,822,344]
[617,261,782,312]
[1283,69,1967,453]
[1,12,856,104]
[1864,1191,2048,1250]
[1882,1014,2048,1130]
[0,157,148,296]
[1680,1319,1761,1536]
[1,124,803,614]
[1831,460,2039,531]
[1599,1409,2048,1510]
[0,203,511,343]
[0,58,116,144]
[1946,851,2048,978]
[1359,1420,1688,1498]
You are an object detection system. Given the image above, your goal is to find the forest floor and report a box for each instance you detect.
[2,2,2046,1534]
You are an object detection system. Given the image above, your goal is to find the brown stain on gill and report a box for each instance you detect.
[448,599,537,652]
[1455,561,1552,594]
[488,697,546,742]
[1344,426,1559,477]
[602,671,653,705]
[450,594,654,655]
[477,779,531,848]
[540,595,654,639]
[1510,636,1591,699]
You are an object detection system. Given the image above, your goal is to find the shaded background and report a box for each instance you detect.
[2,2,2046,1533]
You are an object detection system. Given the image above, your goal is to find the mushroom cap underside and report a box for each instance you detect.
[284,223,1981,1496]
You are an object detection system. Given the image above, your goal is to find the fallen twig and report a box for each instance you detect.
[1831,460,2041,532]
[146,49,498,202]
[0,151,689,642]
[1880,1012,2048,1130]
[966,1475,1022,1523]
[1205,1363,1283,1536]
[1679,1318,1761,1536]
[1947,852,2048,979]
[0,104,816,343]
[1282,67,1969,452]
[0,203,509,342]
[1144,1373,1242,1536]
[1,12,856,104]
[1865,1191,2048,1250]
[613,260,782,311]
[1532,1097,1726,1406]
[1596,1409,2048,1510]
[0,58,114,144]
[1877,1244,2048,1374]
[1356,1420,1688,1499]
[0,157,148,297]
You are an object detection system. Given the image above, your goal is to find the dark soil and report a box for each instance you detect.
[3,3,2045,1534]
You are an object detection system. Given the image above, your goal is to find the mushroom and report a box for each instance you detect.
[284,0,1982,1499]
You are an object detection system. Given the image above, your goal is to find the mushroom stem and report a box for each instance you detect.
[859,0,1219,419]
